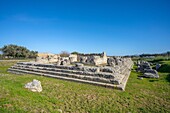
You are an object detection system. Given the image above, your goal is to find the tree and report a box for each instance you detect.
[60,51,70,57]
[0,54,2,59]
[167,51,170,59]
[71,51,79,55]
[0,44,38,58]
[29,51,38,58]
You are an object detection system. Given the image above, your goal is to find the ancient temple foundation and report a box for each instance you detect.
[8,52,133,91]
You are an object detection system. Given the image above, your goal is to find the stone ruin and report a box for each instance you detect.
[78,52,107,66]
[35,52,107,66]
[136,60,159,78]
[36,53,61,64]
[24,79,42,92]
[8,52,133,91]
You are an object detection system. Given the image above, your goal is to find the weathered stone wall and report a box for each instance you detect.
[48,55,60,63]
[107,56,132,67]
[69,54,77,62]
[36,54,60,64]
[78,52,107,66]
[35,52,132,69]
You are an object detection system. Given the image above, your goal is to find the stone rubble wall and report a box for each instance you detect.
[35,52,108,66]
[69,54,77,62]
[36,54,60,64]
[35,52,132,68]
[78,52,107,66]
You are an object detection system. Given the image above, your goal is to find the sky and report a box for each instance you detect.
[0,0,170,56]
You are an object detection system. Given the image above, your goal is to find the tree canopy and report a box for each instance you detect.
[0,44,38,58]
[60,51,70,57]
[71,51,80,55]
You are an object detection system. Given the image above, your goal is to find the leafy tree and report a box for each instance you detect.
[0,44,38,58]
[29,51,38,58]
[0,54,2,59]
[71,51,79,54]
[167,51,170,59]
[60,51,70,57]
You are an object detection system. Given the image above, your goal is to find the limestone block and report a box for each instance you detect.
[144,69,158,74]
[75,63,84,68]
[107,57,116,66]
[100,67,115,73]
[24,79,42,92]
[69,54,77,62]
[143,73,159,78]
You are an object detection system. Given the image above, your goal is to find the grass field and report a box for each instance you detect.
[0,60,170,113]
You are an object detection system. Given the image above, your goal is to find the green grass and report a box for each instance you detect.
[0,60,170,113]
[132,56,170,62]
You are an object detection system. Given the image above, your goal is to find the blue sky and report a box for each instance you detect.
[0,0,170,55]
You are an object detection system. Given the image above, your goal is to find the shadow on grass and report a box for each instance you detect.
[138,75,144,77]
[149,80,159,82]
[165,74,170,82]
[158,64,170,73]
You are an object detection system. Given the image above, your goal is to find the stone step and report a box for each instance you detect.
[120,67,129,75]
[8,61,133,91]
[16,62,99,72]
[16,62,116,73]
[118,63,133,90]
[13,64,115,79]
[8,68,126,90]
[15,62,132,77]
[9,66,123,85]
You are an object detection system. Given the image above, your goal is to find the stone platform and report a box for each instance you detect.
[8,61,133,91]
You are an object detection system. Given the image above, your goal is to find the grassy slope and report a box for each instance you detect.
[0,60,170,113]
